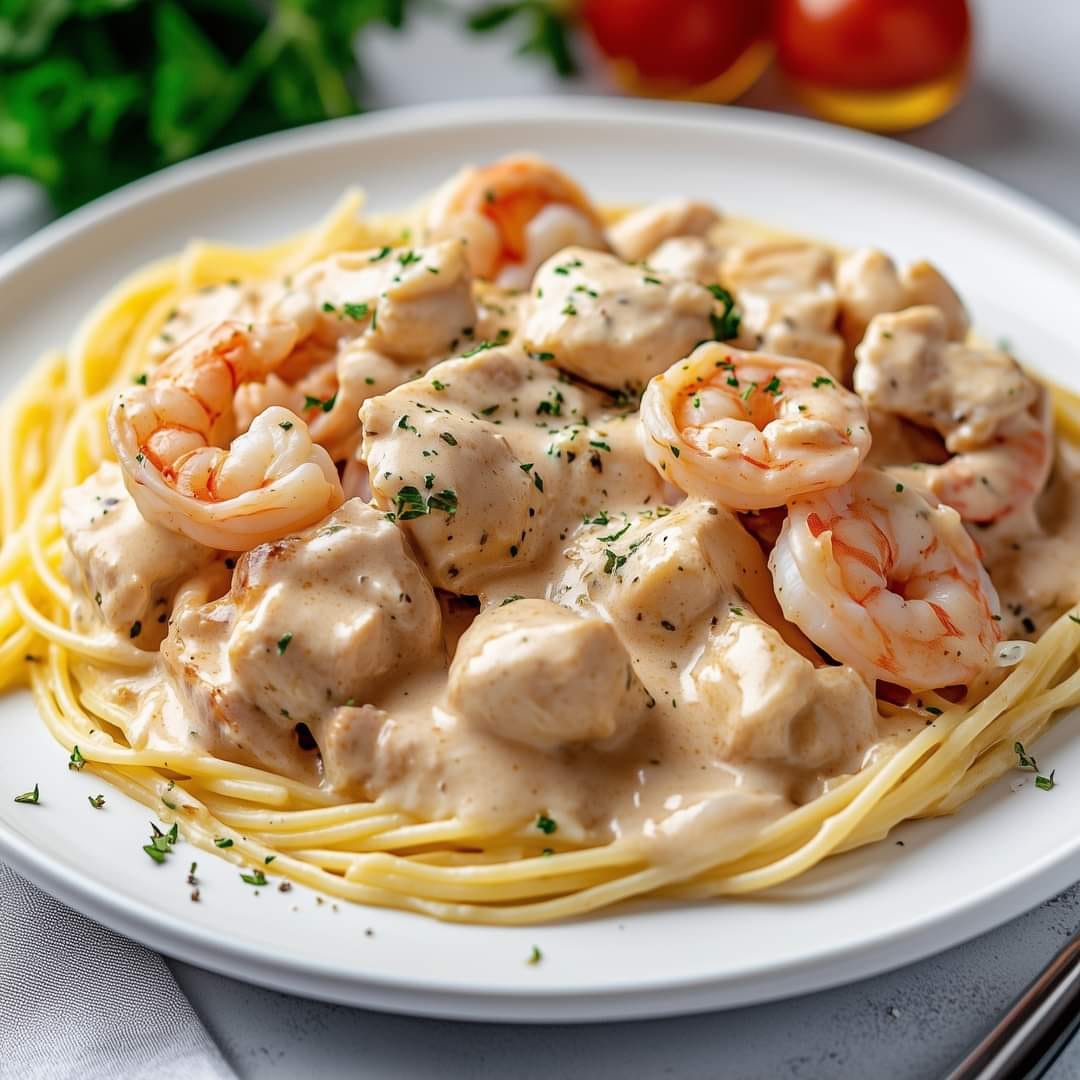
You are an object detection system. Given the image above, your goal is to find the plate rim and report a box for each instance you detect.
[3,95,1080,1022]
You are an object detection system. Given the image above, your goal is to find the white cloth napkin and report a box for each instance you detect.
[0,861,235,1080]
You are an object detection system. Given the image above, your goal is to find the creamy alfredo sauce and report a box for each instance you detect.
[60,198,1080,867]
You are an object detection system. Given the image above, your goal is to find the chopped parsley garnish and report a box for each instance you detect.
[536,389,564,417]
[369,246,391,262]
[129,621,141,638]
[395,485,428,520]
[527,946,542,965]
[396,485,458,519]
[214,837,234,848]
[707,284,740,340]
[321,300,336,313]
[1069,614,1080,625]
[276,632,293,655]
[590,440,611,452]
[134,372,148,385]
[812,376,835,388]
[730,606,744,617]
[265,855,277,864]
[500,595,524,606]
[480,404,499,416]
[598,522,631,543]
[13,784,39,805]
[397,249,421,266]
[426,489,458,516]
[926,706,943,716]
[895,482,904,493]
[431,379,448,391]
[561,302,578,316]
[342,301,369,320]
[304,393,337,413]
[68,745,86,771]
[670,444,680,458]
[1015,741,1056,791]
[740,382,758,402]
[143,821,178,864]
[440,431,458,446]
[279,420,293,430]
[586,510,610,526]
[240,869,268,886]
[536,814,557,835]
[763,376,782,396]
[643,275,662,285]
[88,794,105,809]
[95,592,102,605]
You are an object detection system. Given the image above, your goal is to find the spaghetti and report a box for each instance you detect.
[2,183,1079,925]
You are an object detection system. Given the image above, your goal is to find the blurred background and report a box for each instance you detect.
[1,0,1075,239]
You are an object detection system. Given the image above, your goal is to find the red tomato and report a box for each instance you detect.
[774,0,971,90]
[583,0,770,87]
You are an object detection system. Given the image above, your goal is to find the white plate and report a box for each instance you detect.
[2,98,1078,1023]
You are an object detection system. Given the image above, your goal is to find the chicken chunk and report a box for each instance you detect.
[448,599,650,751]
[721,241,846,378]
[162,499,443,781]
[692,619,876,768]
[608,199,721,262]
[360,345,666,592]
[521,247,716,390]
[273,239,476,364]
[854,306,1036,452]
[60,462,213,648]
[837,248,968,349]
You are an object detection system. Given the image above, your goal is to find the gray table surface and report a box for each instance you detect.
[4,1,1078,1076]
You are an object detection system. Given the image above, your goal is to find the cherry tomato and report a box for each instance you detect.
[583,0,770,88]
[774,0,971,91]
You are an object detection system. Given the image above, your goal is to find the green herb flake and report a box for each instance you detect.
[342,301,369,320]
[13,784,39,805]
[215,838,234,848]
[240,869,268,886]
[527,946,543,965]
[812,376,835,388]
[536,814,557,835]
[440,432,458,446]
[68,745,86,771]
[369,246,391,263]
[276,632,294,656]
[279,420,293,430]
[88,794,105,809]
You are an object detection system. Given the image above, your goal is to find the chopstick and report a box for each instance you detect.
[946,929,1080,1079]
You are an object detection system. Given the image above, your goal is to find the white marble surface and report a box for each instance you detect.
[4,1,1079,1076]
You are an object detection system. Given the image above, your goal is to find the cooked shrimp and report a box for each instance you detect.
[640,342,872,510]
[425,154,606,288]
[769,466,1003,691]
[906,398,1053,524]
[108,320,343,550]
[856,306,1051,523]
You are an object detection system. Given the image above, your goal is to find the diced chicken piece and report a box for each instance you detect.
[647,236,721,283]
[722,242,846,378]
[608,199,721,262]
[521,247,716,390]
[60,462,213,648]
[448,599,649,751]
[574,499,874,767]
[692,619,876,768]
[361,345,665,592]
[162,499,443,783]
[271,240,476,364]
[150,281,265,358]
[855,306,1036,452]
[837,248,968,349]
